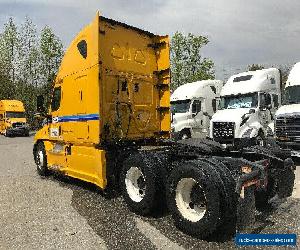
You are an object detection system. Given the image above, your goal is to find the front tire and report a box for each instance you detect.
[34,142,49,176]
[166,161,221,238]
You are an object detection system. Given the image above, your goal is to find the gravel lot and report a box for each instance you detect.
[0,136,299,249]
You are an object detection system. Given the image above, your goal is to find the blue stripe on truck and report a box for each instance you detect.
[57,114,100,122]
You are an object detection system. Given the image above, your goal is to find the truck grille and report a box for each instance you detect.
[12,122,25,128]
[213,122,235,139]
[276,115,300,142]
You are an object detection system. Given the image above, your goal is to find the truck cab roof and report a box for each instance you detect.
[0,100,25,112]
[221,68,280,96]
[171,80,223,101]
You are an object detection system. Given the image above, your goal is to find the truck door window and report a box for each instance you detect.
[265,94,271,105]
[192,100,201,114]
[272,94,279,108]
[259,93,271,108]
[212,99,217,112]
[259,94,266,108]
[51,87,61,112]
[77,40,87,59]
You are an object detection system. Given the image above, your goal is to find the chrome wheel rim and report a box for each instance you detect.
[125,167,146,202]
[175,178,207,222]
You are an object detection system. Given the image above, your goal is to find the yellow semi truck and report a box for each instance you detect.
[0,100,29,137]
[33,12,295,238]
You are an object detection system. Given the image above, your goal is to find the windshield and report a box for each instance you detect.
[219,93,258,109]
[6,112,25,118]
[171,99,191,113]
[283,86,300,105]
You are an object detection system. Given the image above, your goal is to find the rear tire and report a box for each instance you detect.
[120,152,164,216]
[34,142,50,176]
[166,161,221,238]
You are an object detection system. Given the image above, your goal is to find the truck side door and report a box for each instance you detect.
[259,93,272,127]
[271,94,279,118]
[190,99,203,137]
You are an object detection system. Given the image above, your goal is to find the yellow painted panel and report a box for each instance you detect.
[43,141,67,170]
[99,16,171,141]
[66,146,106,189]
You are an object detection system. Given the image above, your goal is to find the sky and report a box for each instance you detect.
[0,0,300,79]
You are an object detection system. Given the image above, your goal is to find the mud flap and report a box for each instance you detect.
[236,185,256,233]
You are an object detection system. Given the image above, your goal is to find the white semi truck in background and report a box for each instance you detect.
[210,68,281,147]
[171,80,223,139]
[275,62,300,156]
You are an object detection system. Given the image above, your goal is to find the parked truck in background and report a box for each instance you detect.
[275,62,300,157]
[171,80,223,140]
[33,12,295,239]
[210,68,281,148]
[0,100,29,137]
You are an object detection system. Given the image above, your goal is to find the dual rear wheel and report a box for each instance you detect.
[120,153,233,238]
[33,144,235,238]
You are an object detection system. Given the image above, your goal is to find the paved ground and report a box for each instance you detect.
[0,136,299,249]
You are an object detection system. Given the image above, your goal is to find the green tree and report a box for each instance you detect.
[40,26,64,85]
[0,72,15,99]
[278,65,291,84]
[247,64,265,71]
[0,17,19,84]
[170,32,215,90]
[14,17,41,120]
[39,26,64,106]
[17,17,40,86]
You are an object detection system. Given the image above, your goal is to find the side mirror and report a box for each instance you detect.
[37,95,45,113]
[267,104,272,110]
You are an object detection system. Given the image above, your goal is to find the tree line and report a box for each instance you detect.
[0,17,63,125]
